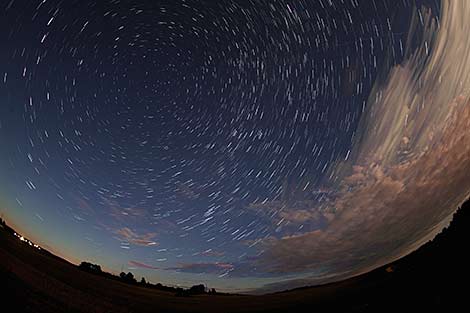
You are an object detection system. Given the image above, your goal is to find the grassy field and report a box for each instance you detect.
[0,223,358,313]
[1,200,469,312]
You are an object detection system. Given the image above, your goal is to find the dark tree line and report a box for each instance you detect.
[78,261,218,296]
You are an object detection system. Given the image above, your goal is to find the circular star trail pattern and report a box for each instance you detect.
[3,0,470,293]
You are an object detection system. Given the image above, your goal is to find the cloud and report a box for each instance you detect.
[249,1,470,290]
[128,260,160,270]
[115,227,158,246]
[102,196,149,223]
[255,100,470,286]
[165,262,234,275]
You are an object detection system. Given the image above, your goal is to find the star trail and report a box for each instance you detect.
[2,0,470,293]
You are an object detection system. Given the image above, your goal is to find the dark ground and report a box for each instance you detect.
[1,199,469,312]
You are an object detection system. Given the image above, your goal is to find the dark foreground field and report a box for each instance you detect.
[1,199,469,313]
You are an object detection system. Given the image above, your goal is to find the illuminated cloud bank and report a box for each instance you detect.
[256,0,470,292]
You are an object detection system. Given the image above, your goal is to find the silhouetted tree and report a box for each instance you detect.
[175,287,189,297]
[126,272,135,282]
[119,271,137,284]
[188,284,206,295]
[78,262,102,274]
[140,277,147,285]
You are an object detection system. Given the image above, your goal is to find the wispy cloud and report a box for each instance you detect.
[116,227,158,246]
[165,262,234,274]
[128,260,160,270]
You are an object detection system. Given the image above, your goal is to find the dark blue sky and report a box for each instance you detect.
[0,0,442,292]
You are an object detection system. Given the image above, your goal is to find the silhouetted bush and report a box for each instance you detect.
[175,287,190,297]
[208,288,217,295]
[119,271,137,284]
[189,284,206,295]
[78,262,102,274]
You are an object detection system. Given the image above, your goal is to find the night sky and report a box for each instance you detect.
[2,0,470,293]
